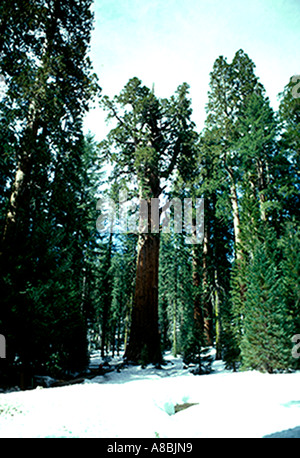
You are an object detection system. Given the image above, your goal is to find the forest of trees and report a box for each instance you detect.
[0,1,299,389]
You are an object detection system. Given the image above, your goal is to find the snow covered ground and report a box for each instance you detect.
[0,352,300,438]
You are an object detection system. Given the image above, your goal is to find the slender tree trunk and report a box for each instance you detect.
[228,167,242,261]
[80,267,87,313]
[192,233,203,336]
[117,318,121,356]
[124,298,132,352]
[111,323,116,358]
[159,294,169,351]
[214,270,222,360]
[172,252,178,356]
[201,209,213,346]
[257,159,267,222]
[2,163,27,243]
[1,115,39,258]
[101,231,113,358]
[172,298,177,356]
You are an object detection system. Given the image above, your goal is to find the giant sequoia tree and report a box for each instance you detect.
[100,78,197,364]
[0,0,99,382]
[204,50,267,260]
[201,49,291,368]
[1,0,98,250]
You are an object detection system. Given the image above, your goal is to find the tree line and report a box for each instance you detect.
[0,1,299,388]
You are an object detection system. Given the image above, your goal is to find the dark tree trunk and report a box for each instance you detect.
[202,200,214,346]
[172,252,178,356]
[101,231,113,358]
[124,231,162,365]
[214,270,222,360]
[1,122,38,254]
[192,242,203,334]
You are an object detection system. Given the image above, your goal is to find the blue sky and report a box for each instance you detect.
[84,0,300,139]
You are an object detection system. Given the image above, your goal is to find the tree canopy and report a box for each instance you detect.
[0,9,299,390]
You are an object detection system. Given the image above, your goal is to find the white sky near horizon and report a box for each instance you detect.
[83,0,300,141]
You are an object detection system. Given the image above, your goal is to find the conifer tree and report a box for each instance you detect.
[235,92,277,229]
[280,222,300,339]
[277,76,300,224]
[100,78,197,365]
[0,0,100,382]
[204,49,266,261]
[240,231,293,373]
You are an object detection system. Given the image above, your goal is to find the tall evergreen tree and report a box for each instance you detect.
[280,222,300,341]
[204,49,266,261]
[198,129,232,353]
[0,0,100,384]
[277,76,300,224]
[100,78,197,365]
[240,231,293,373]
[202,49,286,369]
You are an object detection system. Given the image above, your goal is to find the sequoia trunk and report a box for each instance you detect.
[124,231,162,365]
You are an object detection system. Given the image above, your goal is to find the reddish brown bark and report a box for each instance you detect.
[124,230,162,365]
[202,207,213,346]
[192,243,203,334]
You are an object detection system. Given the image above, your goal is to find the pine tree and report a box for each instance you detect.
[280,222,300,339]
[241,232,293,373]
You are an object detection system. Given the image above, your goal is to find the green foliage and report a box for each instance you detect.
[100,78,197,194]
[0,1,99,383]
[109,234,137,354]
[280,222,300,332]
[1,34,299,386]
[159,232,193,355]
[277,77,300,223]
[219,296,240,371]
[240,234,293,373]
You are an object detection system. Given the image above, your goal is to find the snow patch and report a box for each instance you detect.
[0,352,300,438]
